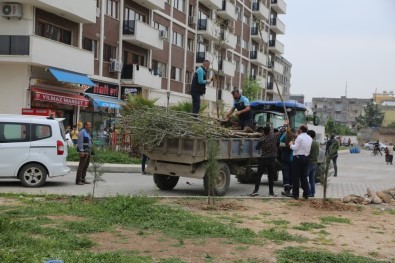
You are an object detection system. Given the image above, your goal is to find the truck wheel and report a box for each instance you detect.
[203,162,230,196]
[19,163,47,187]
[153,174,179,190]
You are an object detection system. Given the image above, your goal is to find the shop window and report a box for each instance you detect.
[83,38,98,59]
[104,44,117,62]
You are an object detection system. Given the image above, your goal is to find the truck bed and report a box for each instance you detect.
[142,137,262,165]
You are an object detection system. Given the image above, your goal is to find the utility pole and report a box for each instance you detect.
[345,81,347,97]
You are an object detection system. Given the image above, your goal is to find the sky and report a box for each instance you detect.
[281,0,395,102]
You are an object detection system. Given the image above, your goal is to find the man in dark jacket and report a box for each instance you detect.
[190,60,211,116]
[76,122,92,185]
[326,134,339,177]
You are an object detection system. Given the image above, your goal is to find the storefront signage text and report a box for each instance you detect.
[85,82,119,98]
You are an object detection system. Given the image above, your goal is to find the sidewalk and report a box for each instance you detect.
[67,162,140,173]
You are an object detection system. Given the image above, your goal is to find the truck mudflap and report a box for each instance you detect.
[146,159,206,179]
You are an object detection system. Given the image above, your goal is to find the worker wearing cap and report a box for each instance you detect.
[225,89,253,130]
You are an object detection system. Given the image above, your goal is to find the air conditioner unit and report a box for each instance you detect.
[109,60,122,73]
[197,34,204,43]
[188,16,196,25]
[159,30,168,39]
[235,6,241,15]
[1,3,23,18]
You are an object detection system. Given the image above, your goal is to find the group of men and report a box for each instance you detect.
[189,59,342,199]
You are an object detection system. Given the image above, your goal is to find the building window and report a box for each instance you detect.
[0,35,29,55]
[243,14,249,25]
[185,71,192,83]
[171,66,182,81]
[242,39,248,49]
[187,38,193,51]
[35,21,72,45]
[124,7,145,22]
[241,64,247,74]
[152,60,167,77]
[173,0,185,12]
[105,0,119,19]
[82,38,97,59]
[104,44,117,62]
[236,36,241,45]
[235,61,240,72]
[172,32,184,48]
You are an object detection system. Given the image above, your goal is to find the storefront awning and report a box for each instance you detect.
[48,67,95,86]
[32,88,89,107]
[85,93,125,109]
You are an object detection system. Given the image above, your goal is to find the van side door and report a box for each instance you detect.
[0,121,31,177]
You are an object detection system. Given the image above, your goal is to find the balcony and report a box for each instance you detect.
[13,35,94,74]
[272,60,284,74]
[31,0,96,23]
[196,51,219,70]
[121,64,161,90]
[219,59,236,77]
[271,0,287,14]
[197,18,221,40]
[268,39,284,54]
[250,27,269,43]
[249,50,267,67]
[133,0,164,10]
[123,20,163,50]
[217,0,238,21]
[251,2,270,20]
[270,17,285,34]
[199,0,222,10]
[220,30,237,50]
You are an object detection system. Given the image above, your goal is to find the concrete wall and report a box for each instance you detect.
[0,64,30,114]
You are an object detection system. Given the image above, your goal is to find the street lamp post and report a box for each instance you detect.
[166,91,171,110]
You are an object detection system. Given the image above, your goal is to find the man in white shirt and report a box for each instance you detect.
[287,124,312,199]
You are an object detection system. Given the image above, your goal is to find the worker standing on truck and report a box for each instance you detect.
[251,120,289,197]
[190,60,212,116]
[225,89,253,130]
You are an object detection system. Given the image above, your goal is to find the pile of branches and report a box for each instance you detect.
[120,104,241,149]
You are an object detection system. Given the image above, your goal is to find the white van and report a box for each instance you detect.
[0,115,70,187]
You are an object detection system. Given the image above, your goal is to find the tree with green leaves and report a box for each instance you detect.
[241,76,260,101]
[355,102,384,128]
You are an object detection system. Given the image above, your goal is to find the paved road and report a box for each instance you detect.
[0,150,394,198]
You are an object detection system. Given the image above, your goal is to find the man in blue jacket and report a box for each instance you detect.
[76,121,92,185]
[190,60,211,116]
[225,89,253,130]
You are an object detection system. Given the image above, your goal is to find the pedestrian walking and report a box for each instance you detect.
[142,154,148,174]
[326,134,339,177]
[384,143,394,165]
[280,128,296,196]
[76,122,92,185]
[306,130,319,197]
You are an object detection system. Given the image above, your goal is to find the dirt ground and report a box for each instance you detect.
[89,198,395,263]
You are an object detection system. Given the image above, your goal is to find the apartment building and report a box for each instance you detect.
[312,96,372,128]
[0,0,289,126]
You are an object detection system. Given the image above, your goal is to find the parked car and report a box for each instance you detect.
[364,142,387,151]
[0,115,70,187]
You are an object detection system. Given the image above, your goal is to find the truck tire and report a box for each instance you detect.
[153,174,179,190]
[203,162,230,196]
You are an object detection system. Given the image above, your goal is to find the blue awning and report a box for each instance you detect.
[48,67,95,86]
[85,93,125,109]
